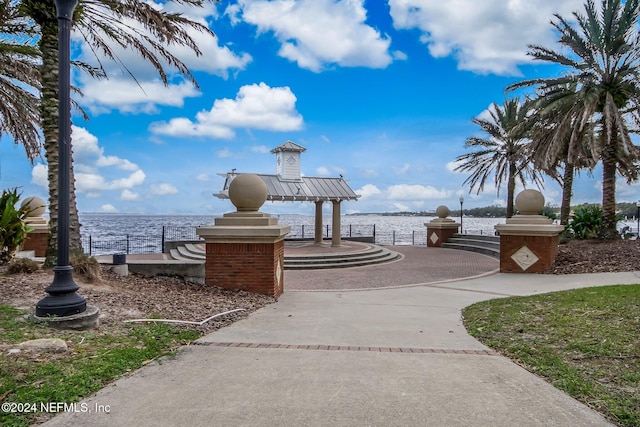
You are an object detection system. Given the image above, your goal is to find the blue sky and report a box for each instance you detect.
[2,0,640,216]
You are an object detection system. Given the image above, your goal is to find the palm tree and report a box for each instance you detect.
[19,0,217,264]
[522,84,598,225]
[455,97,544,218]
[0,0,41,161]
[510,0,640,239]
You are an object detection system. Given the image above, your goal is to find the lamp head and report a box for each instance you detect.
[55,0,78,20]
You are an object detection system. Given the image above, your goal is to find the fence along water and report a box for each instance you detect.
[81,222,502,256]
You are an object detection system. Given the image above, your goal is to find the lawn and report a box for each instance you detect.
[0,305,200,426]
[463,284,640,427]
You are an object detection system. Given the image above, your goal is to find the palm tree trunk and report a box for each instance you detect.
[600,128,619,240]
[41,22,83,266]
[506,161,516,218]
[560,162,574,225]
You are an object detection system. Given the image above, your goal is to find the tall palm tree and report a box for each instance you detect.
[455,97,544,218]
[0,0,41,162]
[510,0,640,239]
[522,84,598,225]
[19,0,217,264]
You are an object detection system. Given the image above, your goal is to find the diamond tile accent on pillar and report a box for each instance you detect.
[430,232,439,245]
[511,246,539,271]
[276,260,282,288]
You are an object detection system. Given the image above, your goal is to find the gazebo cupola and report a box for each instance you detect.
[215,141,360,246]
[272,140,306,181]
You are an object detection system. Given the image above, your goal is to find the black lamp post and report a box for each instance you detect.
[636,201,640,239]
[459,195,464,234]
[36,0,86,317]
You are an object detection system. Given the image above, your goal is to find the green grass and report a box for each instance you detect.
[463,284,640,427]
[0,305,200,426]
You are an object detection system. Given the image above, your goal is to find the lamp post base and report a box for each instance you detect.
[36,266,87,317]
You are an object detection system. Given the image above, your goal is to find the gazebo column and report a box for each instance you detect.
[332,200,341,247]
[314,201,323,244]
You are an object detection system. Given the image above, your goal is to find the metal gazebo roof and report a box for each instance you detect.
[215,173,360,202]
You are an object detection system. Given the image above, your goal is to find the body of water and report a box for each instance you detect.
[78,213,639,255]
[78,213,505,255]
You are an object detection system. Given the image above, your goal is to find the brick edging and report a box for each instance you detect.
[194,341,499,356]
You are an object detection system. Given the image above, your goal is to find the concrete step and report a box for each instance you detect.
[451,233,499,242]
[167,242,401,270]
[442,234,500,258]
[172,244,205,261]
[285,247,401,270]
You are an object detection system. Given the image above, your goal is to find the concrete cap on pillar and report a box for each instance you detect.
[21,196,46,217]
[515,189,545,215]
[435,205,450,218]
[229,174,268,212]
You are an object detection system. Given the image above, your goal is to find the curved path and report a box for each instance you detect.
[44,247,640,427]
[286,245,498,291]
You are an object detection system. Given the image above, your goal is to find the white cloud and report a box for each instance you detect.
[31,164,48,189]
[251,145,270,154]
[74,1,252,114]
[79,79,201,115]
[217,148,232,158]
[121,189,140,201]
[151,183,179,196]
[387,184,450,200]
[236,0,393,72]
[316,166,330,176]
[31,127,146,197]
[356,184,383,200]
[393,163,411,175]
[196,173,211,182]
[359,169,379,178]
[388,0,584,75]
[446,160,464,173]
[100,204,118,213]
[76,170,146,192]
[72,126,140,173]
[149,82,303,138]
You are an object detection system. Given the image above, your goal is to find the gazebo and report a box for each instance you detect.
[215,141,360,246]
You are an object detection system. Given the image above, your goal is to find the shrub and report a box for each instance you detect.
[0,188,32,264]
[568,205,602,239]
[6,258,40,274]
[70,253,102,282]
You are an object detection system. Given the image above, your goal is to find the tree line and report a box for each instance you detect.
[455,0,640,240]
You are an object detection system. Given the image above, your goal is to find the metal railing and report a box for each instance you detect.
[81,224,502,256]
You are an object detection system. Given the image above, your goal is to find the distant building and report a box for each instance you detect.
[215,141,359,246]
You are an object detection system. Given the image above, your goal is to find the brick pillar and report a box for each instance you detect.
[205,240,285,297]
[497,233,560,273]
[21,218,49,257]
[197,211,290,298]
[425,219,460,247]
[494,189,565,274]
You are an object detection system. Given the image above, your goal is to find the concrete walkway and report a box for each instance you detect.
[43,247,640,427]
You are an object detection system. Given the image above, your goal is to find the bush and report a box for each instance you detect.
[6,258,40,274]
[0,188,32,264]
[568,205,602,239]
[70,253,102,282]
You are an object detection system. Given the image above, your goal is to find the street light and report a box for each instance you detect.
[636,201,640,239]
[459,195,464,234]
[36,0,86,317]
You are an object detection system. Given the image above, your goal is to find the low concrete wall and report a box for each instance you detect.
[126,261,205,284]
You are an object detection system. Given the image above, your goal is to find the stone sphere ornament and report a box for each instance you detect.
[20,196,46,217]
[515,189,545,215]
[435,205,450,219]
[228,174,268,211]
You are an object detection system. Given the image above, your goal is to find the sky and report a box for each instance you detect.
[2,0,640,216]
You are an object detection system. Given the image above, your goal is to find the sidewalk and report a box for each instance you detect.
[42,247,640,426]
